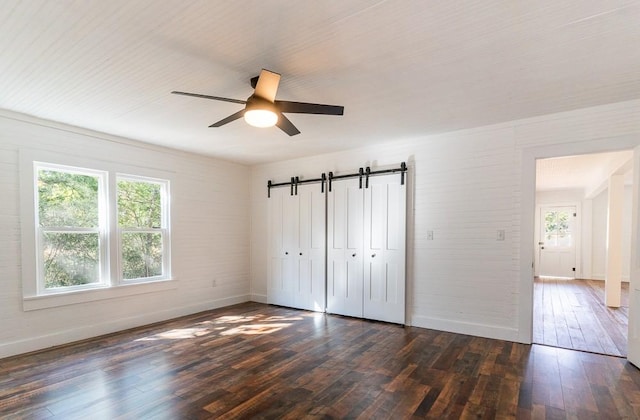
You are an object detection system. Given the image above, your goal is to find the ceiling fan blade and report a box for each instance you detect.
[276,113,301,136]
[209,109,245,127]
[275,100,344,115]
[172,91,246,105]
[253,69,281,102]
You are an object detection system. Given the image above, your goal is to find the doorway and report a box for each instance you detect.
[532,151,633,356]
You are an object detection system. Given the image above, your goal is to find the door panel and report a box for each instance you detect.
[267,187,292,306]
[346,186,362,250]
[628,145,640,367]
[363,175,406,324]
[268,184,325,311]
[327,178,363,317]
[538,206,576,278]
[293,184,326,311]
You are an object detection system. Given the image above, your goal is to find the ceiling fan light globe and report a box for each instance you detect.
[244,109,278,128]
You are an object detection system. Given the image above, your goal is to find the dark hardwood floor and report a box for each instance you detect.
[533,277,629,357]
[2,302,640,419]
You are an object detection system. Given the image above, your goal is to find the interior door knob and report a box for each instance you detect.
[352,253,356,257]
[299,252,303,256]
[285,252,288,255]
[371,253,376,258]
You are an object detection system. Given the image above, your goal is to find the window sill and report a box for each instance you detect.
[22,279,177,311]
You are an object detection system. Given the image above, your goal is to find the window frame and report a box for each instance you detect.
[35,162,110,295]
[20,149,175,311]
[116,174,171,284]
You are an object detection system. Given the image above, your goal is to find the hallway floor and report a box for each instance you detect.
[533,277,628,357]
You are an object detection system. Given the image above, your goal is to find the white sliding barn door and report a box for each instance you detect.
[268,186,293,307]
[268,184,326,311]
[327,178,364,318]
[363,175,406,324]
[293,184,326,312]
[628,145,640,367]
[327,173,407,324]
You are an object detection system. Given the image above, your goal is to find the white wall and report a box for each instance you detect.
[592,186,633,280]
[0,111,251,358]
[251,99,640,342]
[536,189,584,204]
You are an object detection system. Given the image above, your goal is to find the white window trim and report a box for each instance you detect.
[116,174,171,284]
[20,149,175,311]
[34,162,110,295]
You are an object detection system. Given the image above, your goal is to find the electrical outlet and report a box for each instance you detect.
[427,230,434,240]
[497,230,505,241]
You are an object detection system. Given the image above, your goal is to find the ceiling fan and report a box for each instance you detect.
[172,69,344,136]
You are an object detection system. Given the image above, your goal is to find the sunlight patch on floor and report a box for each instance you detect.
[135,312,304,341]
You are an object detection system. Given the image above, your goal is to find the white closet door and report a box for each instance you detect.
[327,178,364,317]
[267,187,292,306]
[293,184,326,311]
[363,174,406,324]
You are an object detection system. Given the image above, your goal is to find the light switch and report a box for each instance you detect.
[497,230,505,241]
[427,230,434,240]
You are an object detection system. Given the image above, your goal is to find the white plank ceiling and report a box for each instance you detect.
[1,1,639,164]
[536,150,633,194]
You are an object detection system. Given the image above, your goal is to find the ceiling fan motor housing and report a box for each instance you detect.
[245,95,277,112]
[244,95,279,127]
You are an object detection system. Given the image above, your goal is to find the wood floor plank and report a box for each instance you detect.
[534,277,628,356]
[2,302,640,418]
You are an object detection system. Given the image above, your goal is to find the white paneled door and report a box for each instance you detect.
[628,145,640,368]
[327,178,364,317]
[267,186,292,307]
[363,175,406,324]
[538,206,576,278]
[327,174,406,324]
[293,184,326,311]
[267,184,326,311]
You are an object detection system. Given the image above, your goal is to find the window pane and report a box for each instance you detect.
[43,232,100,288]
[544,211,556,236]
[117,180,162,228]
[555,211,570,236]
[38,170,99,227]
[122,232,163,279]
[556,233,572,247]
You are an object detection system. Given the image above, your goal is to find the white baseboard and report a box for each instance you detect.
[411,315,520,343]
[0,294,250,359]
[250,294,268,303]
[583,275,630,282]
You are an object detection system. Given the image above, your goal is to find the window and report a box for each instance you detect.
[30,160,171,298]
[543,210,572,247]
[37,164,107,292]
[117,176,169,282]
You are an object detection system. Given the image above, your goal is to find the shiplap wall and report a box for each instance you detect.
[250,99,640,342]
[0,111,250,358]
